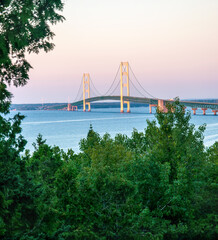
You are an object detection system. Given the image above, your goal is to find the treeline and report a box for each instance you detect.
[0,101,217,239]
[10,103,60,111]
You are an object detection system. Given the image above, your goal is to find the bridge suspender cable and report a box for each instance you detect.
[129,78,147,97]
[103,65,120,96]
[109,79,120,96]
[129,65,157,99]
[90,77,102,96]
[73,77,83,102]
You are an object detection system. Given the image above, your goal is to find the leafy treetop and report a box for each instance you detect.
[0,0,65,109]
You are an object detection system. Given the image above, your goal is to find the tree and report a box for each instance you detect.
[11,101,215,239]
[0,0,64,91]
[127,99,215,239]
[0,1,65,238]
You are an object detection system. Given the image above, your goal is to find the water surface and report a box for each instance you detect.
[9,107,218,152]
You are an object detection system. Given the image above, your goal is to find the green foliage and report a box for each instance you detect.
[1,99,217,239]
[0,0,65,89]
[21,104,218,239]
[0,106,38,238]
[0,1,65,238]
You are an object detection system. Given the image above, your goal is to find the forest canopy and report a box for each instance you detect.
[1,100,217,239]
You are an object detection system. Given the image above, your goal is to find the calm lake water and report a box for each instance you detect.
[9,107,218,152]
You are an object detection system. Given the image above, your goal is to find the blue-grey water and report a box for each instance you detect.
[9,107,218,152]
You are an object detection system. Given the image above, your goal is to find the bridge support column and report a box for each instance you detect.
[67,103,71,111]
[87,103,91,112]
[212,110,218,115]
[83,73,91,112]
[149,104,157,114]
[120,62,130,113]
[158,99,167,113]
[72,106,78,111]
[201,108,207,115]
[192,108,197,115]
[126,101,130,113]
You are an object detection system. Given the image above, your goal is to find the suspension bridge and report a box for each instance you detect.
[66,62,218,115]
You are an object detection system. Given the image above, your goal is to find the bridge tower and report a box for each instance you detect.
[83,73,91,112]
[120,62,130,113]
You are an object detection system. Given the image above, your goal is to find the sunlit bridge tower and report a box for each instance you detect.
[83,73,91,112]
[120,62,130,113]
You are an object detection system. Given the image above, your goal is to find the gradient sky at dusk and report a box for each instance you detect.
[10,0,218,103]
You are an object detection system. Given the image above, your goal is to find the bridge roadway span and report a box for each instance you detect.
[72,96,218,110]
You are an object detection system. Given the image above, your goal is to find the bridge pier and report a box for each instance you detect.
[83,103,91,112]
[192,108,197,115]
[201,108,207,115]
[212,110,218,115]
[158,99,168,113]
[149,104,157,114]
[67,103,72,111]
[158,99,164,112]
[126,101,131,113]
[72,106,78,111]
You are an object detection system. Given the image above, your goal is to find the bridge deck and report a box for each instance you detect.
[72,96,218,110]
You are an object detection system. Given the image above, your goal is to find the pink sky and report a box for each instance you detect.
[10,0,218,103]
